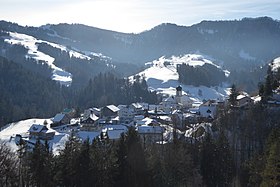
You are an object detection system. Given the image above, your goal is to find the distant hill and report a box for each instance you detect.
[0,17,279,90]
[131,54,229,101]
[1,17,280,70]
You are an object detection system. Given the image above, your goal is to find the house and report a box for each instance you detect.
[102,125,128,140]
[28,124,55,140]
[51,113,71,127]
[160,96,177,113]
[62,108,76,118]
[118,105,135,124]
[101,105,120,118]
[137,125,164,144]
[171,110,185,129]
[199,100,217,118]
[130,103,143,115]
[160,86,193,113]
[80,113,99,131]
[237,95,253,107]
[83,107,101,117]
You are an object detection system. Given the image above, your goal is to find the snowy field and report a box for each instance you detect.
[133,54,230,101]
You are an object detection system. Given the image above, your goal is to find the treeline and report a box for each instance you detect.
[78,74,158,108]
[215,101,280,186]
[177,63,226,87]
[1,127,237,187]
[0,56,158,127]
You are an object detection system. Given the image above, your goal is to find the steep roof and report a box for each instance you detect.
[106,105,120,112]
[131,103,143,109]
[83,113,99,122]
[28,124,48,133]
[53,113,66,122]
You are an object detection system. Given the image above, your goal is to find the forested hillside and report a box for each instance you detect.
[0,56,68,125]
[0,56,158,126]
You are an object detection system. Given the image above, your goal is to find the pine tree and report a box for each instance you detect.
[77,138,91,187]
[261,128,280,187]
[200,133,219,186]
[229,84,238,106]
[55,134,81,186]
[215,131,235,186]
[28,140,54,187]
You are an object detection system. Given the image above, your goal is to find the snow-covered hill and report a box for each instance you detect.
[2,31,111,86]
[133,54,230,101]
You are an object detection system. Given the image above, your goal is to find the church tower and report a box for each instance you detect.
[175,85,182,104]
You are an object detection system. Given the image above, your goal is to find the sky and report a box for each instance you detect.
[1,0,280,33]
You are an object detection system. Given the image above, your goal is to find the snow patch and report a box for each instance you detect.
[270,57,280,72]
[4,32,72,86]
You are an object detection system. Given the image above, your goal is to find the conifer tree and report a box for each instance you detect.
[229,84,238,106]
[261,128,280,187]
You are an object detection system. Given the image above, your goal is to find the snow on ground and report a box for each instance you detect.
[0,118,68,154]
[133,54,230,101]
[4,32,73,86]
[0,118,128,154]
[271,57,280,72]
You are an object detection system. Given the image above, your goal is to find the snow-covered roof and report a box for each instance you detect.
[131,103,142,109]
[137,117,159,126]
[53,113,66,123]
[137,126,164,134]
[102,125,128,139]
[164,96,176,102]
[83,114,99,122]
[28,124,48,133]
[106,105,120,112]
[237,95,250,100]
[201,100,217,106]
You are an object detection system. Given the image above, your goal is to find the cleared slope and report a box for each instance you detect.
[134,54,230,101]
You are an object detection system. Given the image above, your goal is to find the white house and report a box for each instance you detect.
[80,113,99,131]
[118,105,135,124]
[28,124,55,140]
[199,100,217,118]
[237,95,254,107]
[102,125,128,140]
[160,96,177,113]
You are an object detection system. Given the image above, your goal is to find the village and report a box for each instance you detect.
[12,85,280,151]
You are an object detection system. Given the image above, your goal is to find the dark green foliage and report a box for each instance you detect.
[200,132,234,187]
[259,65,280,102]
[229,84,238,106]
[0,56,67,126]
[177,63,226,87]
[261,128,280,187]
[0,56,157,127]
[55,134,81,186]
[78,73,158,108]
[115,128,149,187]
[0,141,19,187]
[27,140,54,187]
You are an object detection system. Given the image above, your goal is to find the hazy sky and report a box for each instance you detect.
[1,0,280,33]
